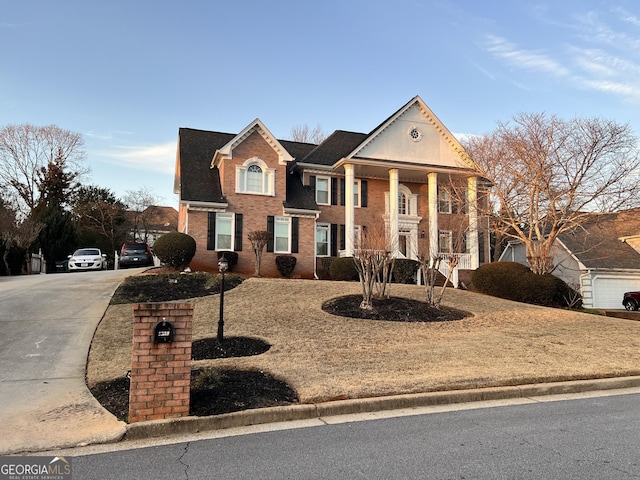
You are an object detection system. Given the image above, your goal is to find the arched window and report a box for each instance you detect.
[398,192,408,215]
[247,164,263,192]
[236,158,275,195]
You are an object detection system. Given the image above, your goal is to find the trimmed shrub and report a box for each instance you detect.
[317,256,336,279]
[217,251,238,271]
[393,259,419,284]
[275,255,297,277]
[329,257,359,281]
[153,232,196,270]
[472,261,575,307]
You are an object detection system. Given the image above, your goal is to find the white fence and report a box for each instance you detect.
[30,249,46,274]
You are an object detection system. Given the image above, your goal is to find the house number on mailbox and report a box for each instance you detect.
[154,318,174,343]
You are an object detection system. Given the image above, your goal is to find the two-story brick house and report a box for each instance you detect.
[174,96,490,279]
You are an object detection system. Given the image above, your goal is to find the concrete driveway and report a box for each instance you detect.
[0,269,137,454]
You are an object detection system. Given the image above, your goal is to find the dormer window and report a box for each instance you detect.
[236,157,275,195]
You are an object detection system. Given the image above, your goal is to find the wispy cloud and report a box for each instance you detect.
[483,35,570,77]
[85,130,135,141]
[98,142,176,174]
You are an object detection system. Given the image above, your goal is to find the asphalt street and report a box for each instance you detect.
[70,391,640,479]
[0,269,135,454]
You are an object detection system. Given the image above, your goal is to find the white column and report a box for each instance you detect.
[428,172,438,258]
[389,169,399,256]
[468,176,479,269]
[344,163,355,256]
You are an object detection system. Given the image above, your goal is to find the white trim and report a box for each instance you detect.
[428,172,438,258]
[344,164,355,256]
[215,212,234,251]
[212,118,294,167]
[316,223,330,257]
[315,176,331,205]
[274,215,292,254]
[236,157,275,196]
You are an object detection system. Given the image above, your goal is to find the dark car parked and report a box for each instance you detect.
[622,291,640,311]
[118,242,154,268]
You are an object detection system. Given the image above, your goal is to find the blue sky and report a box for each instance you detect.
[2,0,639,207]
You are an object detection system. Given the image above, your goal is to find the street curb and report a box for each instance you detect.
[124,375,640,441]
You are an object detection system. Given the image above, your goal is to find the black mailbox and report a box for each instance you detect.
[154,318,174,343]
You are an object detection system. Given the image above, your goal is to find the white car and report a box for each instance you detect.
[68,248,107,271]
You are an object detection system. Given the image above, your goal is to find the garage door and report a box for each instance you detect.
[592,274,640,309]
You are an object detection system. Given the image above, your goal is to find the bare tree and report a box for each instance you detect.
[463,113,640,274]
[123,187,161,243]
[352,222,394,310]
[290,124,327,144]
[0,124,87,217]
[248,230,270,276]
[419,177,472,307]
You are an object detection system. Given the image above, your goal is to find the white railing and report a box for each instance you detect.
[437,253,472,288]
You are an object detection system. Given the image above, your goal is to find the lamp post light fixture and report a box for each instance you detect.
[217,254,229,343]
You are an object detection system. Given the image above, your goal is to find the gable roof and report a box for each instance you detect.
[559,209,640,270]
[349,96,474,167]
[211,119,294,167]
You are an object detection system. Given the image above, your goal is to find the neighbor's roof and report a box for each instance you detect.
[143,205,178,231]
[559,208,640,270]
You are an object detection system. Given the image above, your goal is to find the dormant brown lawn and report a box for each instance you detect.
[87,278,640,404]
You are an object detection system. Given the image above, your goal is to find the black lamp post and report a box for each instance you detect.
[217,255,229,343]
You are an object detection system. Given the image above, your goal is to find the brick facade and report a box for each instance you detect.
[129,302,193,423]
[177,97,491,279]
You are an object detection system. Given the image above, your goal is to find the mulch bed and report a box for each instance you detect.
[322,294,469,322]
[192,336,271,360]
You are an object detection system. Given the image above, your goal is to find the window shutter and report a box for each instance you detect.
[234,213,243,251]
[266,216,274,252]
[331,177,338,205]
[309,175,316,189]
[207,212,216,250]
[291,217,299,253]
[361,180,368,207]
[339,224,345,251]
[340,178,345,206]
[330,224,338,257]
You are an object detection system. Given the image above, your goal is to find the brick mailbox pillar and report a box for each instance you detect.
[129,302,194,423]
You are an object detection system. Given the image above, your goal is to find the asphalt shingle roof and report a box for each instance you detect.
[178,128,233,203]
[559,209,640,270]
[300,130,368,166]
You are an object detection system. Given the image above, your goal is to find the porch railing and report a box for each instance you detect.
[437,253,471,288]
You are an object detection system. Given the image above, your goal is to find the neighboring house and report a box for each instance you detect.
[174,95,491,279]
[499,208,640,309]
[129,206,178,246]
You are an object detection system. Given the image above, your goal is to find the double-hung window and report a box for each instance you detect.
[353,179,361,207]
[316,223,330,256]
[216,213,233,250]
[439,230,452,253]
[275,216,290,253]
[438,188,451,213]
[316,177,330,205]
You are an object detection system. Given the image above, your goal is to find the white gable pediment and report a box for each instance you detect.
[350,97,474,170]
[212,118,293,167]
